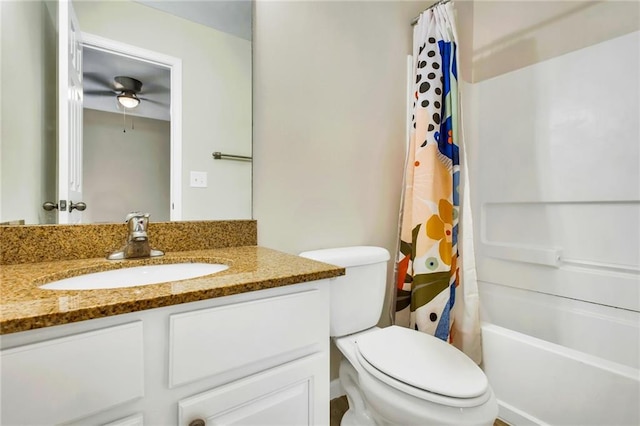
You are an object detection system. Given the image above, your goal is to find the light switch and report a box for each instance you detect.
[190,171,207,188]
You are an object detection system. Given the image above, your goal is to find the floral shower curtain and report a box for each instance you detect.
[395,2,481,363]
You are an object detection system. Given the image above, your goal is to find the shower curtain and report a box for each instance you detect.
[395,2,481,363]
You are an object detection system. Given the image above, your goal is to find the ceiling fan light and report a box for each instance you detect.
[117,91,140,109]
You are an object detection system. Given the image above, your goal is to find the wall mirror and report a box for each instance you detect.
[0,0,252,225]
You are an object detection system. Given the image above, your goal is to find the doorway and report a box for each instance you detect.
[80,33,182,222]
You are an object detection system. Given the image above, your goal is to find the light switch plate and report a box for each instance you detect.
[189,171,207,188]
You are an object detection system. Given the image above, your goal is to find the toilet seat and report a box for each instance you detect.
[354,326,491,408]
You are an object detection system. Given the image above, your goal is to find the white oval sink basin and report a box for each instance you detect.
[39,263,229,290]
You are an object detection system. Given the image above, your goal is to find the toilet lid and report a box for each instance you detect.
[355,326,488,398]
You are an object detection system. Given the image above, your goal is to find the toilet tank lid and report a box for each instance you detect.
[299,246,390,268]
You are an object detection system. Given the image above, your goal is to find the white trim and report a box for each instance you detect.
[496,399,547,426]
[0,1,3,219]
[169,58,182,221]
[80,32,183,221]
[57,0,70,224]
[330,378,345,400]
[81,33,178,71]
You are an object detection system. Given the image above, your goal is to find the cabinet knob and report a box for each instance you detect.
[189,419,205,426]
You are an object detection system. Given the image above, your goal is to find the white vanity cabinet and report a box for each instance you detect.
[0,322,145,425]
[0,280,330,426]
[178,354,324,426]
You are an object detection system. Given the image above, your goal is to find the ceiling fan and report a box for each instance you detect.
[84,74,167,109]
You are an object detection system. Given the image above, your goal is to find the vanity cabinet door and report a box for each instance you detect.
[0,322,144,425]
[169,289,328,388]
[178,354,327,426]
[102,413,145,426]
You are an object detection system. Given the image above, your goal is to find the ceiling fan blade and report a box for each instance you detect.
[139,97,169,106]
[139,82,169,95]
[84,89,116,96]
[83,72,114,89]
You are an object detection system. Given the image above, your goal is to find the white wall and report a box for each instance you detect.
[253,0,430,380]
[74,0,252,221]
[0,0,56,224]
[83,109,170,223]
[254,0,415,256]
[472,0,640,82]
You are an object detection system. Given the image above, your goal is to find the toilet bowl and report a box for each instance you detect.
[336,327,497,425]
[300,246,498,426]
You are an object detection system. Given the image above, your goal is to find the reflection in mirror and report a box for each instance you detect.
[0,0,252,225]
[82,44,172,223]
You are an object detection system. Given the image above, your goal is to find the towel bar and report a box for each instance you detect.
[212,152,252,162]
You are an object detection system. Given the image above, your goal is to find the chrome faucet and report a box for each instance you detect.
[107,212,164,260]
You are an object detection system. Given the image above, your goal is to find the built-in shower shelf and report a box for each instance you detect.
[481,242,562,267]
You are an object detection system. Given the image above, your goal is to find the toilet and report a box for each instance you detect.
[300,246,498,426]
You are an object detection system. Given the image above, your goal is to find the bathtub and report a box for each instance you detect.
[479,282,640,426]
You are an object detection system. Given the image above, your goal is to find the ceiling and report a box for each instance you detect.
[83,47,171,121]
[82,0,252,121]
[135,0,252,41]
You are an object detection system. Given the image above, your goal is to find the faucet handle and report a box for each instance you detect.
[124,212,148,223]
[125,212,150,241]
[107,212,163,260]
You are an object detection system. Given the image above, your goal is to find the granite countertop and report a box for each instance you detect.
[0,246,344,335]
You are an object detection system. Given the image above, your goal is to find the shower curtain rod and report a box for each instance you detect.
[410,0,451,26]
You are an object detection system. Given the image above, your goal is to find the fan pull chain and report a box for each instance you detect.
[120,107,136,133]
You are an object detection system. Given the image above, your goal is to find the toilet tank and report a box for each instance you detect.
[299,246,390,337]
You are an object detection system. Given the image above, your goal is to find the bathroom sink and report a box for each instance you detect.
[39,263,229,290]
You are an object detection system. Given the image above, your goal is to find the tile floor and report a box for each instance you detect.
[330,396,350,426]
[330,396,509,426]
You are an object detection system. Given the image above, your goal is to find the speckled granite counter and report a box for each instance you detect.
[0,220,258,265]
[0,245,344,334]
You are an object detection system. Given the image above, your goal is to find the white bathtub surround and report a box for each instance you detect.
[468,31,640,425]
[482,323,639,426]
[480,282,639,370]
[480,283,640,424]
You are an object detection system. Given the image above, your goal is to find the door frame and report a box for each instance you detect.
[57,0,84,224]
[81,32,183,221]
